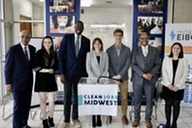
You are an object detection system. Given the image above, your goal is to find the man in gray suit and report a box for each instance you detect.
[106,28,131,125]
[131,33,161,128]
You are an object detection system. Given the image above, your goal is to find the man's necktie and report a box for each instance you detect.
[75,36,80,57]
[24,46,29,61]
[143,47,147,57]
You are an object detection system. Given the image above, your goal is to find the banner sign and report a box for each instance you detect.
[78,84,118,116]
[165,23,192,106]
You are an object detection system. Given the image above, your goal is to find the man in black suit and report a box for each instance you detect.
[59,21,90,128]
[5,30,36,128]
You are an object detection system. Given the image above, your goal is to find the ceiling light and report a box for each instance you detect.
[39,0,44,2]
[81,0,92,7]
[90,24,124,28]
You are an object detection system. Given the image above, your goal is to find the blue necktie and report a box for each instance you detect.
[75,36,80,57]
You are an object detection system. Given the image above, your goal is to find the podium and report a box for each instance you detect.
[78,77,119,116]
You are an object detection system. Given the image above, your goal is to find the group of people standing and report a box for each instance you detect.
[4,20,188,128]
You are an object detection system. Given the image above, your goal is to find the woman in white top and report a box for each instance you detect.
[86,37,109,127]
[161,42,188,128]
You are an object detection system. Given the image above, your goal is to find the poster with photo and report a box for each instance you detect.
[50,15,75,34]
[137,37,162,54]
[50,0,75,13]
[138,0,164,14]
[137,16,163,34]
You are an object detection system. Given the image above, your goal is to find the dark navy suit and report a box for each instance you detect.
[59,34,90,122]
[5,43,36,128]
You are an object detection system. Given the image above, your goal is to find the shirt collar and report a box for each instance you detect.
[115,44,122,49]
[20,43,28,49]
[75,33,81,39]
[141,45,148,49]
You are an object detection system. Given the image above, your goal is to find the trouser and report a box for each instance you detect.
[63,75,80,122]
[133,82,155,121]
[119,80,128,116]
[12,89,32,128]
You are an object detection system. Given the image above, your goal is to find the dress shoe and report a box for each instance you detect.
[121,115,129,125]
[72,119,82,127]
[132,120,140,127]
[97,119,102,127]
[171,123,177,128]
[62,122,70,128]
[146,121,153,128]
[165,123,170,128]
[92,115,96,127]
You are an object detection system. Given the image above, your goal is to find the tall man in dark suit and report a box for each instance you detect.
[5,30,36,128]
[131,33,161,128]
[59,21,90,128]
[106,28,131,125]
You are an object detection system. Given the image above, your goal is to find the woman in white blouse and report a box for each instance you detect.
[161,42,188,128]
[86,37,109,127]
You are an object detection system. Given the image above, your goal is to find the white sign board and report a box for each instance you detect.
[78,84,118,116]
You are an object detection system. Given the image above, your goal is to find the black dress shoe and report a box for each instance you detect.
[92,115,96,127]
[171,124,177,128]
[97,119,102,127]
[165,123,170,128]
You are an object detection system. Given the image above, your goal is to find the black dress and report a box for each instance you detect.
[33,50,58,92]
[161,59,184,101]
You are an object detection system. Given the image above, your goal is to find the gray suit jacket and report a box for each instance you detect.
[86,51,109,78]
[131,45,161,85]
[106,44,131,80]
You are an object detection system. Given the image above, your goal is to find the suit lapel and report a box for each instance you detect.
[18,44,27,61]
[92,51,99,67]
[99,53,103,67]
[99,53,104,74]
[76,35,85,58]
[79,36,85,56]
[112,45,118,59]
[174,59,181,82]
[29,45,34,63]
[138,47,144,58]
[146,46,152,58]
[70,34,76,57]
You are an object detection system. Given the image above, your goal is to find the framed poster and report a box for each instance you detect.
[138,0,164,14]
[46,0,80,39]
[50,0,76,13]
[50,15,75,34]
[137,16,163,34]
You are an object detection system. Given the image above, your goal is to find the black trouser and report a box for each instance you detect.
[63,75,80,122]
[12,89,32,128]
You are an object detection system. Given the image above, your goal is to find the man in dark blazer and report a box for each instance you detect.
[106,28,131,125]
[4,30,36,128]
[59,21,90,128]
[131,33,161,128]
